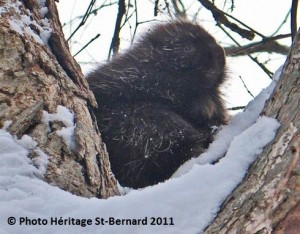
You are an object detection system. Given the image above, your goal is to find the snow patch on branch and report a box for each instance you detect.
[37,0,48,18]
[42,105,76,151]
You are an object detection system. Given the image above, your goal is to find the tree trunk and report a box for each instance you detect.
[0,0,119,198]
[205,29,300,233]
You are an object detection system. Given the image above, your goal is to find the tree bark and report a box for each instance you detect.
[0,0,119,198]
[204,29,300,233]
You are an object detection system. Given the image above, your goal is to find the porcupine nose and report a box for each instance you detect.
[203,44,225,85]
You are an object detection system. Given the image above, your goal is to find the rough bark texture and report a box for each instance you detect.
[204,30,300,233]
[0,0,119,198]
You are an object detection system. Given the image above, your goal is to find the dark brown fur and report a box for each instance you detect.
[87,20,228,188]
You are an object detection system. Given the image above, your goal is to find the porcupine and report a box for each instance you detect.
[87,20,228,189]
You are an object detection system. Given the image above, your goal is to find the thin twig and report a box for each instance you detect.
[172,0,187,17]
[91,1,118,15]
[197,0,255,40]
[200,0,266,39]
[132,0,139,42]
[225,33,291,56]
[222,11,265,39]
[271,9,291,36]
[218,24,273,79]
[67,0,97,41]
[238,76,255,98]
[224,0,235,12]
[192,6,203,22]
[121,0,134,40]
[63,1,118,28]
[227,106,246,111]
[164,0,172,17]
[73,34,100,57]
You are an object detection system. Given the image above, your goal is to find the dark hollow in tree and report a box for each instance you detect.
[87,20,228,189]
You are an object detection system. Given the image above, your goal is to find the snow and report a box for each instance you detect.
[37,0,48,18]
[42,105,75,128]
[0,0,52,45]
[17,135,37,150]
[42,105,76,151]
[0,67,282,234]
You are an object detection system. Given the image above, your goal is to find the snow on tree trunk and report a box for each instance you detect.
[0,0,119,198]
[205,29,300,233]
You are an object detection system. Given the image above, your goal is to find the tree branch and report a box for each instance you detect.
[172,0,187,17]
[227,106,246,111]
[67,0,97,41]
[218,24,273,79]
[197,0,255,40]
[62,1,118,28]
[225,34,290,56]
[154,0,159,16]
[73,34,101,57]
[108,0,126,59]
[291,0,299,41]
[238,75,254,98]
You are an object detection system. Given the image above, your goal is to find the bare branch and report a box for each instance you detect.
[224,0,235,12]
[291,0,299,41]
[67,0,97,41]
[222,11,266,39]
[73,34,100,57]
[172,0,187,17]
[132,0,139,40]
[164,0,172,17]
[62,1,118,28]
[225,34,290,56]
[108,0,126,59]
[154,0,159,16]
[218,24,273,79]
[238,76,255,98]
[197,0,255,40]
[227,106,246,111]
[271,9,291,36]
[121,2,135,40]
